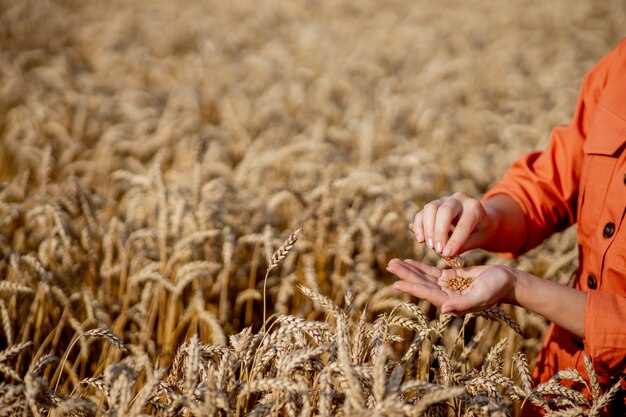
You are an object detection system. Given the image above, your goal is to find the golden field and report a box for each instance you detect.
[0,0,624,415]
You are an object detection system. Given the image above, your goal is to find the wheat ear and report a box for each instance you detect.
[262,226,301,332]
[54,328,126,393]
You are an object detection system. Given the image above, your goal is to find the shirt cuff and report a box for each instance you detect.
[584,290,626,381]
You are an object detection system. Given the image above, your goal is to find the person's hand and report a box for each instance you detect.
[411,192,494,258]
[386,258,516,315]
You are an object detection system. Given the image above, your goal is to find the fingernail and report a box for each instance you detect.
[427,238,433,248]
[435,241,442,253]
[442,246,452,257]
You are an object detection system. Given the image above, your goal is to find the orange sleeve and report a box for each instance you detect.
[483,39,626,255]
[585,290,626,379]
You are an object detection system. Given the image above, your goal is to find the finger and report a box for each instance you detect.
[403,259,443,278]
[396,260,440,284]
[421,200,442,249]
[443,198,482,257]
[386,261,440,285]
[433,198,462,254]
[411,212,425,243]
[392,279,448,307]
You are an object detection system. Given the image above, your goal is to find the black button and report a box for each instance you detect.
[602,222,615,238]
[587,274,597,289]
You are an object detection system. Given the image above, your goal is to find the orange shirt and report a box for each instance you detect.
[484,38,626,411]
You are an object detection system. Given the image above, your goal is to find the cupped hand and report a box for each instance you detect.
[386,258,516,315]
[411,192,493,258]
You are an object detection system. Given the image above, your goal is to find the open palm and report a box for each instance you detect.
[386,259,515,315]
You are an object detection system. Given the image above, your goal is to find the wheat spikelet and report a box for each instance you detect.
[477,306,523,336]
[20,254,49,282]
[0,301,12,346]
[582,354,601,402]
[388,314,426,333]
[432,345,453,386]
[239,378,308,397]
[0,341,32,364]
[352,308,368,364]
[588,379,622,416]
[534,378,589,406]
[544,406,586,417]
[466,376,504,401]
[401,331,428,364]
[317,363,340,417]
[371,324,387,407]
[80,376,110,395]
[400,380,442,397]
[267,226,301,272]
[218,226,234,322]
[278,346,324,376]
[23,372,45,417]
[261,226,302,331]
[512,352,533,392]
[554,368,586,386]
[412,386,465,417]
[83,328,128,352]
[174,260,220,282]
[484,370,527,401]
[184,334,200,396]
[398,302,430,330]
[47,398,98,417]
[266,316,329,347]
[456,328,486,367]
[297,285,342,317]
[29,354,59,376]
[481,338,507,374]
[0,281,34,295]
[47,203,71,250]
[0,364,22,382]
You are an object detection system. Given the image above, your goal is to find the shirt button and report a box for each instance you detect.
[602,222,616,238]
[587,274,597,289]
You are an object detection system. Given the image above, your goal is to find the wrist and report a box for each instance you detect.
[481,203,500,249]
[503,267,523,306]
[480,194,527,253]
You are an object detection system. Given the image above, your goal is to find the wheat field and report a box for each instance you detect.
[0,0,625,415]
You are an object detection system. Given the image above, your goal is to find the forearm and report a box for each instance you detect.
[481,194,528,254]
[507,269,587,338]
